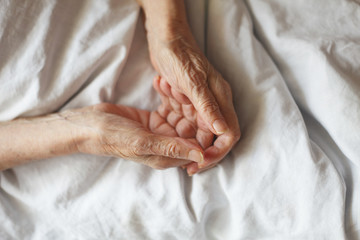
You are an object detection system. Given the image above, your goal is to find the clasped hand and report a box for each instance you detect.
[71,3,241,175]
[0,0,240,175]
[67,27,240,175]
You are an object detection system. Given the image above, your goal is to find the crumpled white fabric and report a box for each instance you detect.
[0,0,359,239]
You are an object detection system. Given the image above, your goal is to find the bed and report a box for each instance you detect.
[0,0,359,239]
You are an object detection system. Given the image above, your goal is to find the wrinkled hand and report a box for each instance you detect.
[148,25,236,129]
[60,103,204,170]
[153,76,239,175]
[146,21,241,172]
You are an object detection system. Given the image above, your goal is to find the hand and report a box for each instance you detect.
[153,76,239,175]
[152,76,213,146]
[61,103,204,170]
[146,20,237,133]
[139,0,234,134]
[138,0,240,173]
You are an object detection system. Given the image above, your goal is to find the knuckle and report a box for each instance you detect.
[144,136,181,158]
[198,99,219,115]
[210,72,233,98]
[188,67,207,84]
[181,57,209,93]
[228,129,241,146]
[187,76,207,97]
[163,141,181,158]
[130,136,149,156]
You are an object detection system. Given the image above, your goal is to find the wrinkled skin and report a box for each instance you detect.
[153,76,214,149]
[61,103,204,170]
[148,27,231,134]
[146,20,241,174]
[153,76,240,175]
[0,0,240,174]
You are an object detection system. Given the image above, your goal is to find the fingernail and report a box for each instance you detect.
[187,169,195,176]
[213,120,228,134]
[188,150,204,163]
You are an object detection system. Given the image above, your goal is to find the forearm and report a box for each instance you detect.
[0,113,83,170]
[136,0,190,40]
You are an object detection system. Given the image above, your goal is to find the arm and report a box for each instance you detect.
[138,0,241,171]
[0,113,81,170]
[136,0,189,40]
[0,104,204,171]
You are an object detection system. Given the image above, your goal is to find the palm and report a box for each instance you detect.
[153,76,226,175]
[92,103,203,144]
[152,77,214,149]
[79,82,213,174]
[69,103,207,169]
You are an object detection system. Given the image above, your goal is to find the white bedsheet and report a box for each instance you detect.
[0,0,359,239]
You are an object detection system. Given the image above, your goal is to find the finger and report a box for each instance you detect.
[156,94,171,119]
[186,138,201,145]
[198,132,237,168]
[196,128,214,149]
[175,118,196,138]
[184,75,229,135]
[188,163,218,176]
[144,155,193,170]
[153,75,165,96]
[182,104,197,123]
[149,111,177,137]
[157,103,170,119]
[196,112,210,131]
[158,76,191,105]
[193,73,241,167]
[169,98,182,113]
[186,162,217,176]
[156,78,192,107]
[184,162,197,175]
[171,88,191,105]
[209,73,240,139]
[167,111,183,127]
[140,134,204,163]
[153,75,174,104]
[159,77,173,98]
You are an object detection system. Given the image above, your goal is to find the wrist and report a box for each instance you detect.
[140,0,190,41]
[0,112,85,170]
[57,110,95,155]
[40,112,84,157]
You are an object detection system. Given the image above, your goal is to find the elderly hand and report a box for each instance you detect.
[61,103,205,170]
[147,23,234,136]
[0,103,205,171]
[153,76,239,175]
[138,0,241,174]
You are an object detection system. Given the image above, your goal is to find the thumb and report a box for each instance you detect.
[185,78,228,135]
[141,134,204,163]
